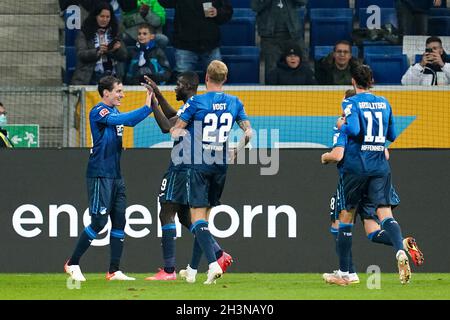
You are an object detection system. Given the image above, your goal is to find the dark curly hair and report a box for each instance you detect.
[351,64,374,89]
[81,1,119,41]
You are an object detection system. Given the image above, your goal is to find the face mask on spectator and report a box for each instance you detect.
[0,114,7,125]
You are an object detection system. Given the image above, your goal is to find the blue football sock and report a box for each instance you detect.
[337,223,353,273]
[190,237,202,270]
[381,218,404,252]
[161,223,176,274]
[332,226,355,273]
[212,237,223,259]
[330,226,339,255]
[69,226,97,265]
[191,220,216,264]
[368,229,393,246]
[109,229,125,273]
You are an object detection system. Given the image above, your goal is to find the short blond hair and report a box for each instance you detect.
[207,60,228,84]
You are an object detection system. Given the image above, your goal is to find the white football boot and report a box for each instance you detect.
[179,265,197,283]
[64,261,86,282]
[203,261,223,285]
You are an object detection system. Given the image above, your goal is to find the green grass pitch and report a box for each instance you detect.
[1,273,449,300]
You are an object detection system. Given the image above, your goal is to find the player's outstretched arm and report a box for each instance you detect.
[142,82,173,133]
[144,75,177,118]
[105,105,152,127]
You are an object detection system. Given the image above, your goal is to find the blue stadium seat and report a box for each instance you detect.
[307,0,349,8]
[429,8,450,16]
[164,46,176,69]
[309,9,353,58]
[355,0,394,11]
[65,46,77,84]
[365,54,408,84]
[231,8,255,17]
[64,7,81,47]
[428,16,450,36]
[220,15,255,46]
[221,52,260,84]
[359,7,398,29]
[363,45,402,60]
[165,8,256,46]
[314,45,358,60]
[230,0,251,9]
[221,46,259,56]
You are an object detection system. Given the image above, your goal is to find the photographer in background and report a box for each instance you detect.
[0,102,13,148]
[401,36,450,85]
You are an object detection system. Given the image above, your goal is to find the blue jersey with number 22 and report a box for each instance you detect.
[178,91,248,173]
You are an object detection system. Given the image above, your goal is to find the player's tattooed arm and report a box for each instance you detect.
[230,120,253,161]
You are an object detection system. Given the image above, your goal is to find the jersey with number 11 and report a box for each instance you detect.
[341,92,397,176]
[178,91,248,173]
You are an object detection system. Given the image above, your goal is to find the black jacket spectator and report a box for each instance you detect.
[159,0,233,53]
[267,47,316,85]
[315,53,361,85]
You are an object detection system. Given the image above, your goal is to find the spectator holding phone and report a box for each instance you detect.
[401,36,450,85]
[71,1,128,85]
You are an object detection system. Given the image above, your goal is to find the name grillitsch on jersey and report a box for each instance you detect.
[358,102,387,109]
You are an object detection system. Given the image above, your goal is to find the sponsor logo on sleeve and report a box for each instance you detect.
[343,104,352,117]
[99,108,110,117]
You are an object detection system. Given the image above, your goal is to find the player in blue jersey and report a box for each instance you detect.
[141,73,234,281]
[321,91,424,286]
[326,65,412,285]
[323,129,424,285]
[64,75,154,282]
[170,60,252,284]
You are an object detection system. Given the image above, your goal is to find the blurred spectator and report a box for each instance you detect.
[118,0,169,48]
[0,102,13,148]
[395,0,442,36]
[159,0,233,76]
[266,45,316,85]
[71,1,128,85]
[401,36,450,85]
[251,0,307,83]
[315,40,361,85]
[125,23,171,85]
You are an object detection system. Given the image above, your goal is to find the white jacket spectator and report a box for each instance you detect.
[401,36,450,85]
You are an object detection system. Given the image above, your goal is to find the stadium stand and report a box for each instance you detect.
[365,53,409,84]
[309,8,353,58]
[363,45,402,60]
[220,8,256,46]
[428,16,450,36]
[358,7,398,28]
[355,0,394,11]
[307,0,349,9]
[221,46,260,84]
[230,0,251,8]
